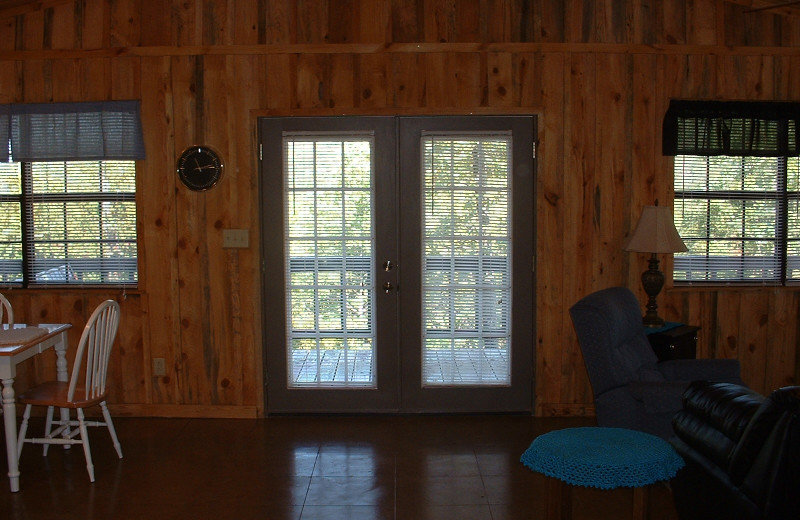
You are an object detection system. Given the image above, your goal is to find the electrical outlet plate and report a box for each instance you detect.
[153,358,166,377]
[222,228,249,248]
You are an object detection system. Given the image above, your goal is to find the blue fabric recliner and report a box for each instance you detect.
[569,286,744,439]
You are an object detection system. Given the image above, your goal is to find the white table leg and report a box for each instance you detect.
[2,377,20,492]
[54,331,71,448]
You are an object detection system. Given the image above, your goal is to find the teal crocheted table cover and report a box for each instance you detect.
[520,427,685,489]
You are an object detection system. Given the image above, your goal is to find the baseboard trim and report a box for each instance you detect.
[108,404,260,419]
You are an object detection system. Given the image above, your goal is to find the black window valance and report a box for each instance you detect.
[663,100,800,157]
[1,100,145,162]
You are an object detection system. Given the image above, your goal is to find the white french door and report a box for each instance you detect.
[260,116,534,413]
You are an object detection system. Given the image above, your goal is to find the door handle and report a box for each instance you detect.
[383,260,395,271]
[383,282,394,293]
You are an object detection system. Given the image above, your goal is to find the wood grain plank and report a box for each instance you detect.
[21,9,45,50]
[391,0,422,42]
[716,292,743,362]
[229,53,262,408]
[358,0,390,43]
[390,52,423,108]
[765,291,796,391]
[535,51,566,414]
[233,0,260,45]
[265,0,295,44]
[201,53,239,405]
[686,0,718,45]
[108,0,139,47]
[21,59,50,102]
[514,52,540,107]
[738,292,769,393]
[663,0,687,45]
[80,0,107,49]
[595,52,629,291]
[46,2,76,49]
[265,53,295,109]
[561,51,596,405]
[452,52,484,107]
[487,52,513,107]
[82,57,112,99]
[50,58,82,101]
[355,53,387,108]
[0,16,14,50]
[172,0,200,46]
[631,0,662,45]
[140,54,181,405]
[296,0,328,44]
[0,59,20,102]
[140,0,171,46]
[296,53,329,108]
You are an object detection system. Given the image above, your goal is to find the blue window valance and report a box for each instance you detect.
[663,99,800,157]
[1,100,145,162]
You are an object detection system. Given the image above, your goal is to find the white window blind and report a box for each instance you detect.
[421,134,512,386]
[674,155,800,283]
[0,162,22,282]
[284,134,376,387]
[24,161,137,285]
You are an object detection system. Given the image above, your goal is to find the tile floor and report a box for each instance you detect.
[1,414,679,520]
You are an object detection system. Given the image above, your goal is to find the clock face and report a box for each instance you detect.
[177,146,224,191]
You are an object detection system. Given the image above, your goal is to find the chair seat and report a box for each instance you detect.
[18,381,107,409]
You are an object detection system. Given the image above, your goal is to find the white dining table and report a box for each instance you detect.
[0,323,71,492]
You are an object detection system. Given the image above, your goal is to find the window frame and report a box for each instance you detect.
[0,159,138,288]
[672,154,799,285]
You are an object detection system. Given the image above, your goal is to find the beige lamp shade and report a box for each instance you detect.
[624,205,688,254]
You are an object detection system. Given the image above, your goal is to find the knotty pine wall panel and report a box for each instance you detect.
[0,0,798,418]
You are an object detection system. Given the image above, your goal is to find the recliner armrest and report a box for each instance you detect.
[658,358,743,385]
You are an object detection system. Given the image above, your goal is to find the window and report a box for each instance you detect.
[0,101,144,287]
[283,135,375,387]
[421,134,512,386]
[664,100,800,284]
[673,155,800,283]
[0,160,137,286]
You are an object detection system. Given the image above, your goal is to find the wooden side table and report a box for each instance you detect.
[645,324,699,361]
[520,427,685,520]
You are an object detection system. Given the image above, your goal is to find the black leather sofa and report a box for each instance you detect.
[670,380,800,520]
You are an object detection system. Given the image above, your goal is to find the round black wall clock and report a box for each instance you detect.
[176,145,224,191]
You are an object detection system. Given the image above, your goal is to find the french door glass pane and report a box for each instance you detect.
[421,134,512,386]
[284,135,376,387]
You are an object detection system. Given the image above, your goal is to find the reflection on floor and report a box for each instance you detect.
[1,415,679,520]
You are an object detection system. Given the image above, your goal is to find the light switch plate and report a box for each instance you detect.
[222,229,249,248]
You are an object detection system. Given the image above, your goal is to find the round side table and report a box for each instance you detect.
[520,427,685,520]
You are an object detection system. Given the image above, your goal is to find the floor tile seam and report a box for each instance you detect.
[473,447,495,509]
[299,444,321,511]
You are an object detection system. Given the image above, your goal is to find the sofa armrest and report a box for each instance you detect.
[671,381,764,471]
[658,358,743,384]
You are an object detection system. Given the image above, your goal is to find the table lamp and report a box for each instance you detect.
[624,204,687,327]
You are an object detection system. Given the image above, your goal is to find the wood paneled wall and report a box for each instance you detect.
[1,0,798,417]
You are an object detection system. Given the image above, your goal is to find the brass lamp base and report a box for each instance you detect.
[641,252,665,328]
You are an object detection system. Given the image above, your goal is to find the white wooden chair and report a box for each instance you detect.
[17,300,123,482]
[0,293,12,417]
[0,292,14,326]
